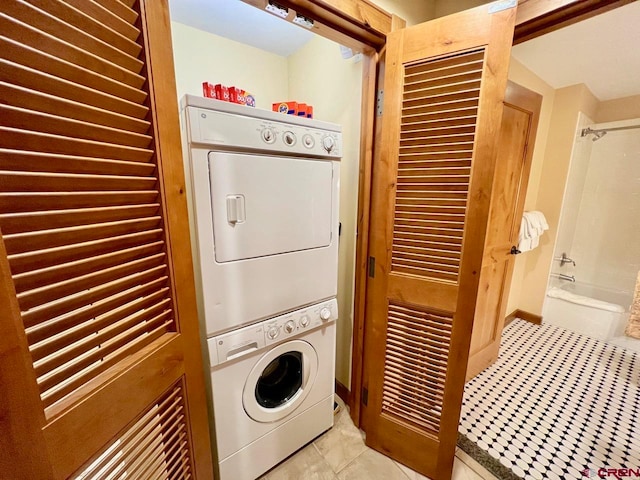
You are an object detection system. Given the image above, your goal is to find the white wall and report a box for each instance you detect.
[171,21,289,109]
[288,37,364,388]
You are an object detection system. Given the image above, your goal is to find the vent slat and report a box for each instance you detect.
[72,384,193,479]
[0,14,144,89]
[2,1,143,73]
[23,0,142,57]
[392,50,484,283]
[382,303,453,434]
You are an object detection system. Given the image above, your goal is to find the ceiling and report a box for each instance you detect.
[168,0,313,57]
[512,1,640,101]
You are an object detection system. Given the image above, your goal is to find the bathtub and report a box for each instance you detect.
[542,281,631,342]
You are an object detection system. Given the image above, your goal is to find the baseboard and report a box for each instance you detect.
[505,309,542,326]
[335,380,349,404]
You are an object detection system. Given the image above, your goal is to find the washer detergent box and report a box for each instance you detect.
[229,87,246,105]
[202,82,216,99]
[273,101,299,115]
[214,84,230,102]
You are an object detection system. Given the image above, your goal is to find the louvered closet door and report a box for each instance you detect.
[361,3,516,480]
[0,1,212,479]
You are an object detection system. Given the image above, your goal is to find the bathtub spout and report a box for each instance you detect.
[550,273,576,282]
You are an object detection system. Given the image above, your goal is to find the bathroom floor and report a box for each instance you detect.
[261,397,497,480]
[459,319,640,480]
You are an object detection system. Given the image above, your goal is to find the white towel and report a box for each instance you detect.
[518,211,549,252]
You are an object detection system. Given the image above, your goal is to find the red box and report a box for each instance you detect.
[230,87,250,105]
[273,102,298,115]
[306,105,313,118]
[296,103,307,116]
[202,82,216,99]
[214,84,230,102]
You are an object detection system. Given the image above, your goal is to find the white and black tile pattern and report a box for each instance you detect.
[459,319,640,480]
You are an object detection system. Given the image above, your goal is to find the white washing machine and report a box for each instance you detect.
[207,299,338,480]
[180,95,342,337]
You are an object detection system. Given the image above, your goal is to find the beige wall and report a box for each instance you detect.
[288,37,364,388]
[170,21,289,109]
[434,0,490,18]
[596,94,640,123]
[370,0,435,25]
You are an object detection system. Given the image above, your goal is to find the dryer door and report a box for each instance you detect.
[209,152,334,263]
[243,340,318,423]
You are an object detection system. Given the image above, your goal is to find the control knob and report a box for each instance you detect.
[299,315,310,328]
[267,326,279,339]
[283,131,296,146]
[261,128,275,144]
[320,307,331,321]
[321,135,335,153]
[284,320,296,334]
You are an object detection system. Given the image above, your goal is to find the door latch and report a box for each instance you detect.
[510,246,521,255]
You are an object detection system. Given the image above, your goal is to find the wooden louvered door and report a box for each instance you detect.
[0,1,212,479]
[361,3,516,479]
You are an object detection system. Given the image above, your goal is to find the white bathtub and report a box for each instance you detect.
[542,281,631,342]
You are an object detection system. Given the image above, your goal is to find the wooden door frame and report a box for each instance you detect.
[240,0,632,427]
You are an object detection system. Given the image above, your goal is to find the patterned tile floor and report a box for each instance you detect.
[459,319,640,480]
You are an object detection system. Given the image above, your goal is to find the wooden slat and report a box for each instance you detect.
[0,83,150,134]
[17,252,167,310]
[0,105,152,148]
[2,1,143,73]
[0,128,154,162]
[71,383,192,480]
[391,51,484,285]
[23,0,142,57]
[62,0,140,40]
[381,303,453,434]
[8,229,163,273]
[0,204,160,234]
[13,241,165,293]
[41,320,171,408]
[0,14,144,89]
[3,216,162,254]
[0,51,147,112]
[0,170,156,193]
[21,266,168,328]
[27,279,169,346]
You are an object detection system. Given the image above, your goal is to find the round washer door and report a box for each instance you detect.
[243,340,318,423]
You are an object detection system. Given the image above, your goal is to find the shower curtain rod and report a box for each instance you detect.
[581,124,640,137]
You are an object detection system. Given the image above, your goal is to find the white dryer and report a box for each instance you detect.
[207,299,338,480]
[180,95,342,337]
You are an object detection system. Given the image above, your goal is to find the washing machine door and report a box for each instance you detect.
[243,340,318,423]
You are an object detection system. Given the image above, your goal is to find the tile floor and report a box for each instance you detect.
[261,397,497,480]
[460,319,640,480]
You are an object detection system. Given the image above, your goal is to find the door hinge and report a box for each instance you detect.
[362,387,368,406]
[376,90,384,117]
[368,256,375,278]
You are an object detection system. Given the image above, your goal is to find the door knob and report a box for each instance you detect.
[510,246,521,255]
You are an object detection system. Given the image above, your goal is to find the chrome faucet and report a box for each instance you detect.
[550,273,576,282]
[554,252,576,267]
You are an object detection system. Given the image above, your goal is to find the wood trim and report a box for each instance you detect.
[240,0,392,51]
[0,236,54,480]
[140,1,214,477]
[335,379,349,404]
[514,0,635,44]
[349,46,377,426]
[505,309,542,326]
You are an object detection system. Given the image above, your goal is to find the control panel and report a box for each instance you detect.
[208,298,338,366]
[189,107,342,158]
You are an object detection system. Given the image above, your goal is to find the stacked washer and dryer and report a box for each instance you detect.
[180,95,342,480]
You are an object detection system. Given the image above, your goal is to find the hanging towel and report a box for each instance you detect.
[518,211,549,252]
[625,271,640,340]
